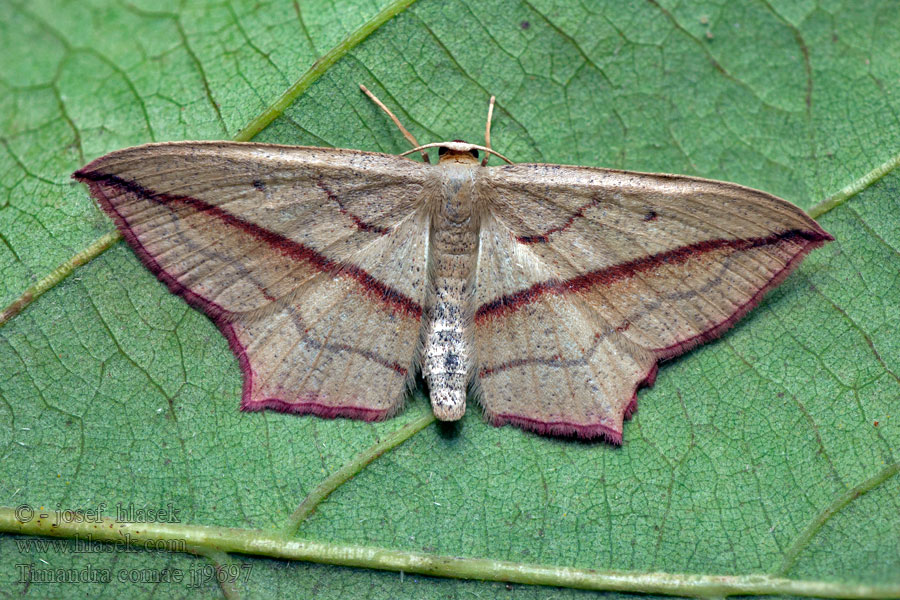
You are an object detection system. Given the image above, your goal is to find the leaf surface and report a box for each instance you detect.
[1,0,898,597]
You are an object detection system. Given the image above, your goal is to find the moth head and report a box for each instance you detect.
[399,141,513,165]
[437,140,480,163]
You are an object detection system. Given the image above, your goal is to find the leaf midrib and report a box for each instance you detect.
[2,495,900,599]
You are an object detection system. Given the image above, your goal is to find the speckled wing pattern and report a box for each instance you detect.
[74,142,429,421]
[473,164,832,443]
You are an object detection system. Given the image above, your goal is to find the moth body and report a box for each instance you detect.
[423,150,482,421]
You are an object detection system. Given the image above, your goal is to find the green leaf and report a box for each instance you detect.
[1,0,898,598]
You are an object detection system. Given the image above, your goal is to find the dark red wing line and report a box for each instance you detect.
[315,180,391,235]
[486,365,655,444]
[74,170,422,319]
[475,228,833,322]
[240,393,394,421]
[515,198,597,244]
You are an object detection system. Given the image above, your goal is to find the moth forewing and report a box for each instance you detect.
[470,163,831,441]
[74,142,432,422]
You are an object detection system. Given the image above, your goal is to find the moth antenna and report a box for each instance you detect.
[360,84,430,164]
[481,95,495,167]
[400,142,513,165]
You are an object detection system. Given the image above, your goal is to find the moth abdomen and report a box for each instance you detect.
[423,276,475,421]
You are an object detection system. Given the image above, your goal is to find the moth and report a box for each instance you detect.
[73,87,832,443]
